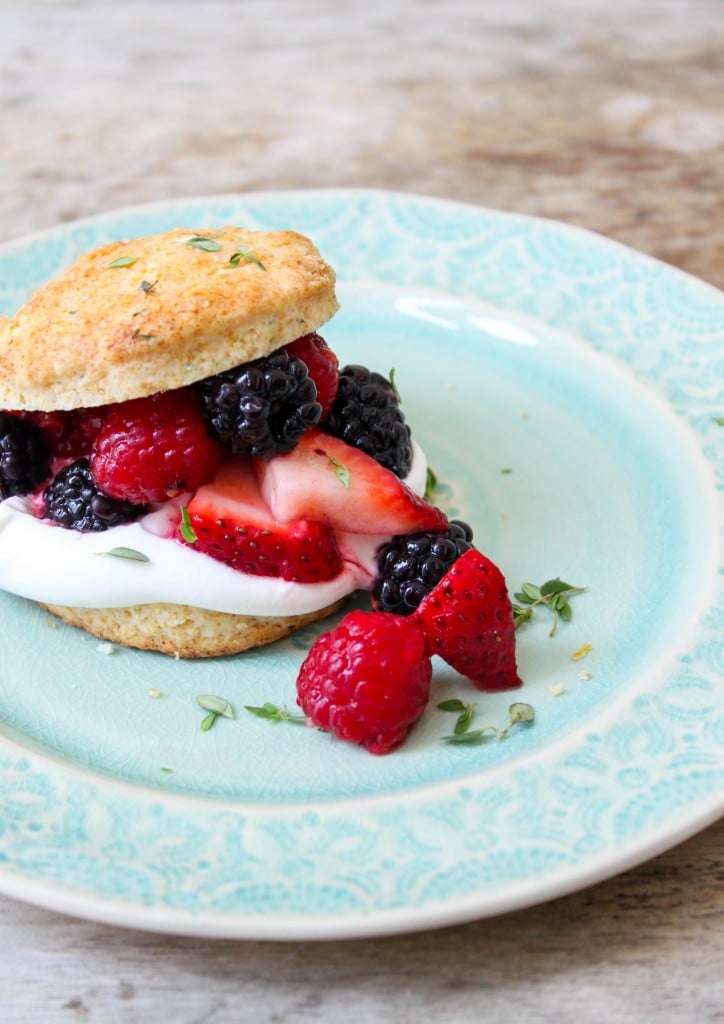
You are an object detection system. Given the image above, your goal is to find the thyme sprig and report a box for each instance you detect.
[512,578,586,636]
[438,700,535,744]
[244,702,308,725]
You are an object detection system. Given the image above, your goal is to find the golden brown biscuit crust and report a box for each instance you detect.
[41,600,344,658]
[0,226,339,410]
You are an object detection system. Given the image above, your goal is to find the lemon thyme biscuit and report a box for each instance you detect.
[0,226,338,410]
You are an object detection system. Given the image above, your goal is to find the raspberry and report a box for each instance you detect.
[284,332,339,419]
[411,548,522,692]
[296,610,432,754]
[325,365,412,477]
[18,406,109,461]
[372,520,474,614]
[44,458,147,532]
[0,411,51,499]
[197,348,322,459]
[91,389,223,504]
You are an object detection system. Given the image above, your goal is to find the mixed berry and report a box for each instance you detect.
[0,329,523,754]
[197,347,322,460]
[0,410,51,499]
[44,458,146,532]
[372,520,474,615]
[325,364,412,478]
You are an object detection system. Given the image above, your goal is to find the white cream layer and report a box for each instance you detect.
[0,441,428,616]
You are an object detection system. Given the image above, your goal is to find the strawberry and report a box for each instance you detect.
[256,429,448,536]
[182,456,342,583]
[411,548,522,691]
[285,332,339,419]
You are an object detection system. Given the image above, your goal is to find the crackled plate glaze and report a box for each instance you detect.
[0,190,721,939]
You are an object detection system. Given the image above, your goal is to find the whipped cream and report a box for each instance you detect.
[0,441,428,616]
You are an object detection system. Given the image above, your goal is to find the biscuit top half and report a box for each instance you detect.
[0,226,339,410]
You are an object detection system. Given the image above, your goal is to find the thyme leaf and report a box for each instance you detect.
[197,694,235,732]
[185,236,222,252]
[179,505,197,544]
[196,694,235,719]
[328,455,351,488]
[229,246,266,270]
[105,256,139,268]
[94,546,150,563]
[424,466,438,501]
[437,698,476,735]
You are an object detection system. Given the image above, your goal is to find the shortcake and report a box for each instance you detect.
[0,226,447,656]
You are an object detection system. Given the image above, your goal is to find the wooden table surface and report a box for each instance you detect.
[0,2,722,1020]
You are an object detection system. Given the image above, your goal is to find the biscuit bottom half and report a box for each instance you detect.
[40,600,345,658]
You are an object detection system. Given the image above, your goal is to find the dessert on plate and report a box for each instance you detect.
[0,225,451,657]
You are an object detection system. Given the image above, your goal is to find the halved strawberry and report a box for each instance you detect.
[182,456,343,583]
[411,548,522,691]
[285,333,339,419]
[256,429,448,536]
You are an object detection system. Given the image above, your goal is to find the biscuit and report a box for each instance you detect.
[2,225,345,657]
[41,599,344,658]
[0,226,338,411]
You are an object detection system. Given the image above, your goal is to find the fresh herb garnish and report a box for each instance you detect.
[328,455,351,488]
[389,367,401,401]
[229,246,266,270]
[105,256,139,269]
[139,279,158,293]
[501,467,513,474]
[437,698,476,734]
[439,700,535,744]
[197,694,235,731]
[512,578,586,636]
[94,546,150,563]
[424,466,438,501]
[245,702,308,725]
[179,505,197,544]
[713,416,724,427]
[185,236,222,252]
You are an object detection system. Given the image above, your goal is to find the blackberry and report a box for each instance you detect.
[44,458,147,532]
[325,365,412,477]
[372,520,474,615]
[197,349,322,459]
[0,411,51,499]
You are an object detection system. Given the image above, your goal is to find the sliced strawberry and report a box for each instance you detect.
[182,456,342,583]
[411,548,522,691]
[256,429,448,536]
[285,332,339,419]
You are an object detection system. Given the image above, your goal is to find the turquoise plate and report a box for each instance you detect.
[0,190,721,938]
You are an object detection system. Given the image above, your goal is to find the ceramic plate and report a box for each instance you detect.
[0,190,721,939]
